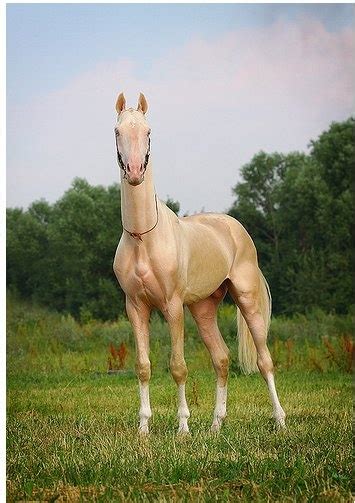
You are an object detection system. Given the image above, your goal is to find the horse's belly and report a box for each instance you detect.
[179,217,235,304]
[183,256,230,305]
[184,277,227,304]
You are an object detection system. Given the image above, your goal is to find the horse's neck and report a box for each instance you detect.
[120,162,157,233]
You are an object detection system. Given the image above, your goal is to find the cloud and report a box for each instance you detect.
[7,18,354,214]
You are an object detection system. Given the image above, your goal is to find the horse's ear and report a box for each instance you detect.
[137,93,148,114]
[116,92,126,114]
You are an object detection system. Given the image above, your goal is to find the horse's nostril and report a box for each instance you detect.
[127,163,131,173]
[140,164,143,173]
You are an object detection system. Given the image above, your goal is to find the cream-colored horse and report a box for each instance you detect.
[113,92,285,434]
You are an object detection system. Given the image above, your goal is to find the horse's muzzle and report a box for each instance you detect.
[126,174,145,186]
[126,163,145,185]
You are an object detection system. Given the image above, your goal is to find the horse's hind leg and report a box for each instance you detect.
[228,264,286,428]
[189,284,229,432]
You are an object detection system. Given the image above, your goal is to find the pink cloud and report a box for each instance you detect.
[7,18,355,214]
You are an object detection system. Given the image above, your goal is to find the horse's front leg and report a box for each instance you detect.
[126,298,152,434]
[163,300,190,434]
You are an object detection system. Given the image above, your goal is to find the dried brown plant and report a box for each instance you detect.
[107,342,128,371]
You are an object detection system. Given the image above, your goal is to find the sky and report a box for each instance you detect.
[6,3,355,214]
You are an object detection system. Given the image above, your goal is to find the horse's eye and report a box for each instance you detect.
[147,129,151,137]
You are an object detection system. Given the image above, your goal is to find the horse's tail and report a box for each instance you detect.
[237,269,272,374]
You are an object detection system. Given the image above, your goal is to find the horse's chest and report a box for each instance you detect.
[116,248,169,306]
[133,259,156,289]
[131,261,166,305]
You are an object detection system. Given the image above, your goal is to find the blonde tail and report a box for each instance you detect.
[237,269,272,374]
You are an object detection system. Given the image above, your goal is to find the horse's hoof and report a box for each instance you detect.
[275,412,286,430]
[276,419,286,430]
[138,425,149,436]
[210,422,221,434]
[177,427,190,436]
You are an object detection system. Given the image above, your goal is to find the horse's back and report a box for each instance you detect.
[179,212,257,263]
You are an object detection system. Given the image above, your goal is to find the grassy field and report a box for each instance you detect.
[7,298,354,501]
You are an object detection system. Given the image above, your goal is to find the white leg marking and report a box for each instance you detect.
[211,384,227,432]
[139,382,152,434]
[177,384,190,434]
[266,373,286,428]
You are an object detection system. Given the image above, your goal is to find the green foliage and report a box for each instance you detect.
[7,205,50,297]
[310,118,354,197]
[229,118,354,315]
[7,295,354,386]
[165,196,180,215]
[7,178,125,320]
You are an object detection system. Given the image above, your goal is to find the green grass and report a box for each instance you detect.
[6,297,354,501]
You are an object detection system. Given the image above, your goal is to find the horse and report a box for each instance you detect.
[113,92,286,434]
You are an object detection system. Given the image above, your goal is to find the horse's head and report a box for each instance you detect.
[114,92,151,186]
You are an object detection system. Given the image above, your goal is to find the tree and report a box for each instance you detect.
[165,196,180,215]
[229,151,308,312]
[228,118,354,315]
[307,118,354,313]
[7,179,126,320]
[310,118,354,197]
[7,205,51,297]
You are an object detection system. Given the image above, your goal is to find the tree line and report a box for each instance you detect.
[7,118,354,320]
